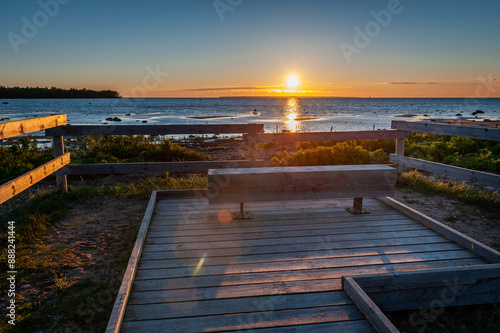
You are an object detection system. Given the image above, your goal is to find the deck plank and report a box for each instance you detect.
[140,235,452,260]
[134,250,478,281]
[121,304,366,332]
[145,223,426,245]
[138,243,463,269]
[117,195,492,333]
[143,229,439,252]
[131,258,484,295]
[125,290,352,321]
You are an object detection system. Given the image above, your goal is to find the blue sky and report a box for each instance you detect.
[1,0,499,97]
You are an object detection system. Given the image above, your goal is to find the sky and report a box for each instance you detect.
[1,0,499,98]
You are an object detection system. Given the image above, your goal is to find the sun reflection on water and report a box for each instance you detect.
[284,98,302,132]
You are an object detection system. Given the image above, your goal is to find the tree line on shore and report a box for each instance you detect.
[0,86,121,99]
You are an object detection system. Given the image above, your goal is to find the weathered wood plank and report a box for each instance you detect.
[147,216,418,236]
[134,250,476,281]
[208,165,396,204]
[140,235,453,261]
[121,305,364,333]
[343,277,399,333]
[150,208,397,226]
[0,153,70,205]
[377,197,500,263]
[125,290,352,321]
[139,243,462,270]
[0,114,67,139]
[142,229,438,252]
[151,203,394,221]
[390,154,500,187]
[240,320,376,333]
[131,260,484,306]
[247,130,412,143]
[152,211,409,228]
[145,223,427,245]
[46,123,264,136]
[56,160,265,175]
[351,264,500,289]
[106,191,157,333]
[132,258,484,294]
[154,197,387,214]
[351,265,500,311]
[391,120,500,141]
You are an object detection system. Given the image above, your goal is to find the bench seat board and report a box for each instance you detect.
[208,165,396,204]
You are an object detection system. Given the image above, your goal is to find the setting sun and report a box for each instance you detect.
[286,75,300,89]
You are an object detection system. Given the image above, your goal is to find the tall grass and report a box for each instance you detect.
[399,170,500,209]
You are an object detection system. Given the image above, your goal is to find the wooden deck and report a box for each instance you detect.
[113,192,494,332]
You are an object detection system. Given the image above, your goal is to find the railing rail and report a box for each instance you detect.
[0,114,69,205]
[45,124,264,136]
[392,120,500,141]
[0,114,67,140]
[3,116,499,204]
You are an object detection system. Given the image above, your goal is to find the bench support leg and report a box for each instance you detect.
[346,198,370,214]
[232,202,253,220]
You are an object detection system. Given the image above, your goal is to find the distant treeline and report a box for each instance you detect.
[0,86,121,99]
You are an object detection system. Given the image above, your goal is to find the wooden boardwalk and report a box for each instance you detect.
[115,192,491,332]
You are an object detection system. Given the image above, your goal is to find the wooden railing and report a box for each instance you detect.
[390,120,500,187]
[0,115,69,204]
[3,115,497,204]
[45,124,267,179]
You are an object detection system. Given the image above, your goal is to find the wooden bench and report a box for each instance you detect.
[208,165,396,219]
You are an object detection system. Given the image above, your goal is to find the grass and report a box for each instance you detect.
[399,170,500,210]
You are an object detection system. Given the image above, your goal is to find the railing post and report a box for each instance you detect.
[53,135,68,193]
[395,138,405,156]
[395,137,406,175]
[247,134,257,161]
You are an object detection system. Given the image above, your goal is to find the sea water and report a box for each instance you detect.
[1,97,499,133]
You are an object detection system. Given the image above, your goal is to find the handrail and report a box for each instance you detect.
[0,114,66,140]
[392,120,500,141]
[0,153,70,205]
[45,123,264,136]
[246,130,410,143]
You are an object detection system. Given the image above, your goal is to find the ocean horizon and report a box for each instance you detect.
[1,97,499,133]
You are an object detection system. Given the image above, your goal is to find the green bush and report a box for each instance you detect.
[271,141,388,166]
[405,133,500,173]
[70,135,209,163]
[0,136,54,183]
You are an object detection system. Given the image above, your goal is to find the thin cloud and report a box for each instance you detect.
[388,81,437,85]
[172,86,268,92]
